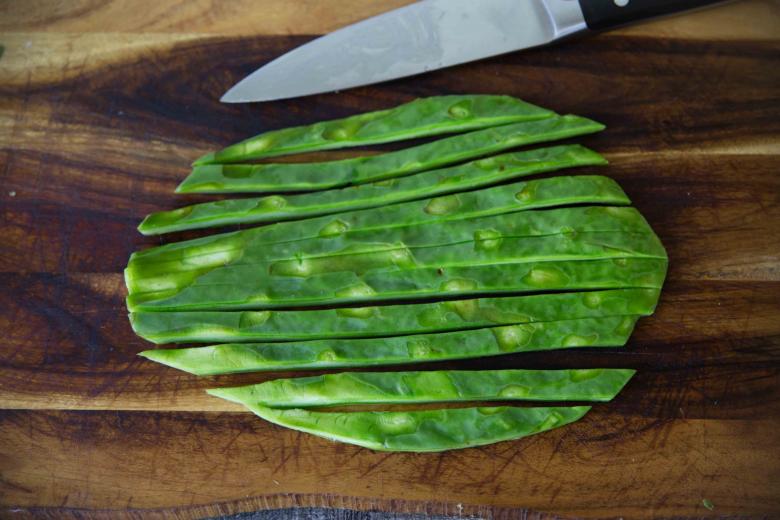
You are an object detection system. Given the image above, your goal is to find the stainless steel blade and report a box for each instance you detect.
[221,0,587,103]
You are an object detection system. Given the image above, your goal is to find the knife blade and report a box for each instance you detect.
[222,0,725,103]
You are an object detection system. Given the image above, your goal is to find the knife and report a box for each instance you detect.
[222,0,725,103]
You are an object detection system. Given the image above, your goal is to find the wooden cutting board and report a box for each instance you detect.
[1,1,778,518]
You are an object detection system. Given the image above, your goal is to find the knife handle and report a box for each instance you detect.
[578,0,725,30]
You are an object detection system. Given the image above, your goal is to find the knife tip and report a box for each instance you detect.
[221,91,291,104]
[220,79,303,103]
[219,91,241,103]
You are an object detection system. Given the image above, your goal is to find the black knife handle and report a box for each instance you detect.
[578,0,725,30]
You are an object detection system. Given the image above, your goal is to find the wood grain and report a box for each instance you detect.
[0,0,777,38]
[0,0,779,518]
[2,410,778,518]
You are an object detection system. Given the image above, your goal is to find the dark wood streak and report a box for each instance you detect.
[2,36,778,272]
[3,35,779,151]
[0,272,777,423]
